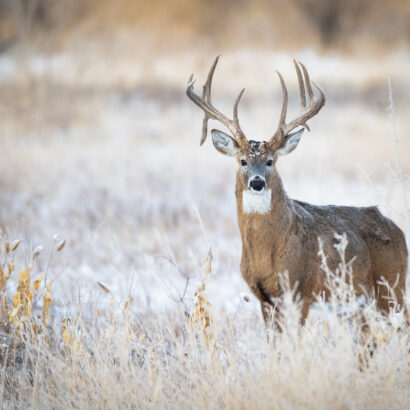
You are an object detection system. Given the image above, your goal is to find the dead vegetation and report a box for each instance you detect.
[0,235,408,408]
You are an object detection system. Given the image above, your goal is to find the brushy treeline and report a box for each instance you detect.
[0,0,409,51]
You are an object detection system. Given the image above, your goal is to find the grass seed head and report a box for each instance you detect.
[190,249,215,350]
[62,318,75,347]
[7,262,15,275]
[57,239,66,251]
[4,241,10,255]
[16,268,33,317]
[0,265,12,291]
[11,239,22,252]
[33,272,46,292]
[42,281,53,326]
[33,245,44,259]
[97,281,111,293]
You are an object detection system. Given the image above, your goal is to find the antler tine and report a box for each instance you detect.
[293,60,306,110]
[299,62,314,102]
[203,55,220,102]
[312,81,326,102]
[232,88,249,148]
[200,116,209,145]
[234,88,245,129]
[186,56,248,148]
[294,61,310,131]
[200,55,219,145]
[266,71,288,150]
[276,71,288,128]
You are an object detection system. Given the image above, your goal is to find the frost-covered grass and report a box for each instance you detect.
[0,48,409,408]
[0,241,408,409]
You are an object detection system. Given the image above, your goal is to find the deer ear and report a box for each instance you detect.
[276,128,304,156]
[211,129,240,156]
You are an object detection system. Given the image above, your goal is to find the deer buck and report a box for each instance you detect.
[186,57,408,327]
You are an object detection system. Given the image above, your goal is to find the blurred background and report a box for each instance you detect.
[0,0,409,314]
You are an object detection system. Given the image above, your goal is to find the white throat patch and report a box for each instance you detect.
[242,189,272,214]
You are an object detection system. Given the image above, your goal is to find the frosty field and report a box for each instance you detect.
[0,44,409,408]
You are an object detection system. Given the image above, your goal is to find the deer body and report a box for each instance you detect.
[187,57,408,325]
[237,169,407,324]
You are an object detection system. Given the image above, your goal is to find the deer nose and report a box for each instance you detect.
[249,177,265,192]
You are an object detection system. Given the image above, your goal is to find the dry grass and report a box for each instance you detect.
[0,35,409,408]
[0,235,408,409]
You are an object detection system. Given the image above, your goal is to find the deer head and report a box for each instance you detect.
[186,57,326,195]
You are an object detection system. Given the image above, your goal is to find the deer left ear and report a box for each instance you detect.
[211,129,240,156]
[276,128,304,156]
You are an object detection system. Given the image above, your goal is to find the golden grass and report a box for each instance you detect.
[0,235,408,409]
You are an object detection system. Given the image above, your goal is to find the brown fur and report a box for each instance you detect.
[236,163,408,326]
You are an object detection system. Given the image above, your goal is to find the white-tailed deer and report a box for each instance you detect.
[187,57,408,326]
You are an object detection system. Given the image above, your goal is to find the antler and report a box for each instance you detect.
[186,56,248,148]
[266,60,326,151]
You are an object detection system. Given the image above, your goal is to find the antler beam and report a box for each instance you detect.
[186,56,248,148]
[266,60,326,151]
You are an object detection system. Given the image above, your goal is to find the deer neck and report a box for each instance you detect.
[236,170,295,242]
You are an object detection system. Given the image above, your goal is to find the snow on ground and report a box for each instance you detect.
[0,47,409,320]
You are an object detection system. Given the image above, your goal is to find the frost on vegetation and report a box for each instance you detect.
[0,234,408,409]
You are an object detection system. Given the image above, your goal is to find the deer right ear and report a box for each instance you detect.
[276,128,304,156]
[211,129,240,156]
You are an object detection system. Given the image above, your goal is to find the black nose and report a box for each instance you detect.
[249,177,265,191]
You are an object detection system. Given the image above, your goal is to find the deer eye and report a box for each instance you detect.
[240,159,247,166]
[266,159,273,166]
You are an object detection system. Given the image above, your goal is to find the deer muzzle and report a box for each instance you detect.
[249,176,266,192]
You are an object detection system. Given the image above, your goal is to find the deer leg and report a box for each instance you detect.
[261,301,273,327]
[260,302,276,343]
[300,300,312,326]
[260,301,282,336]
